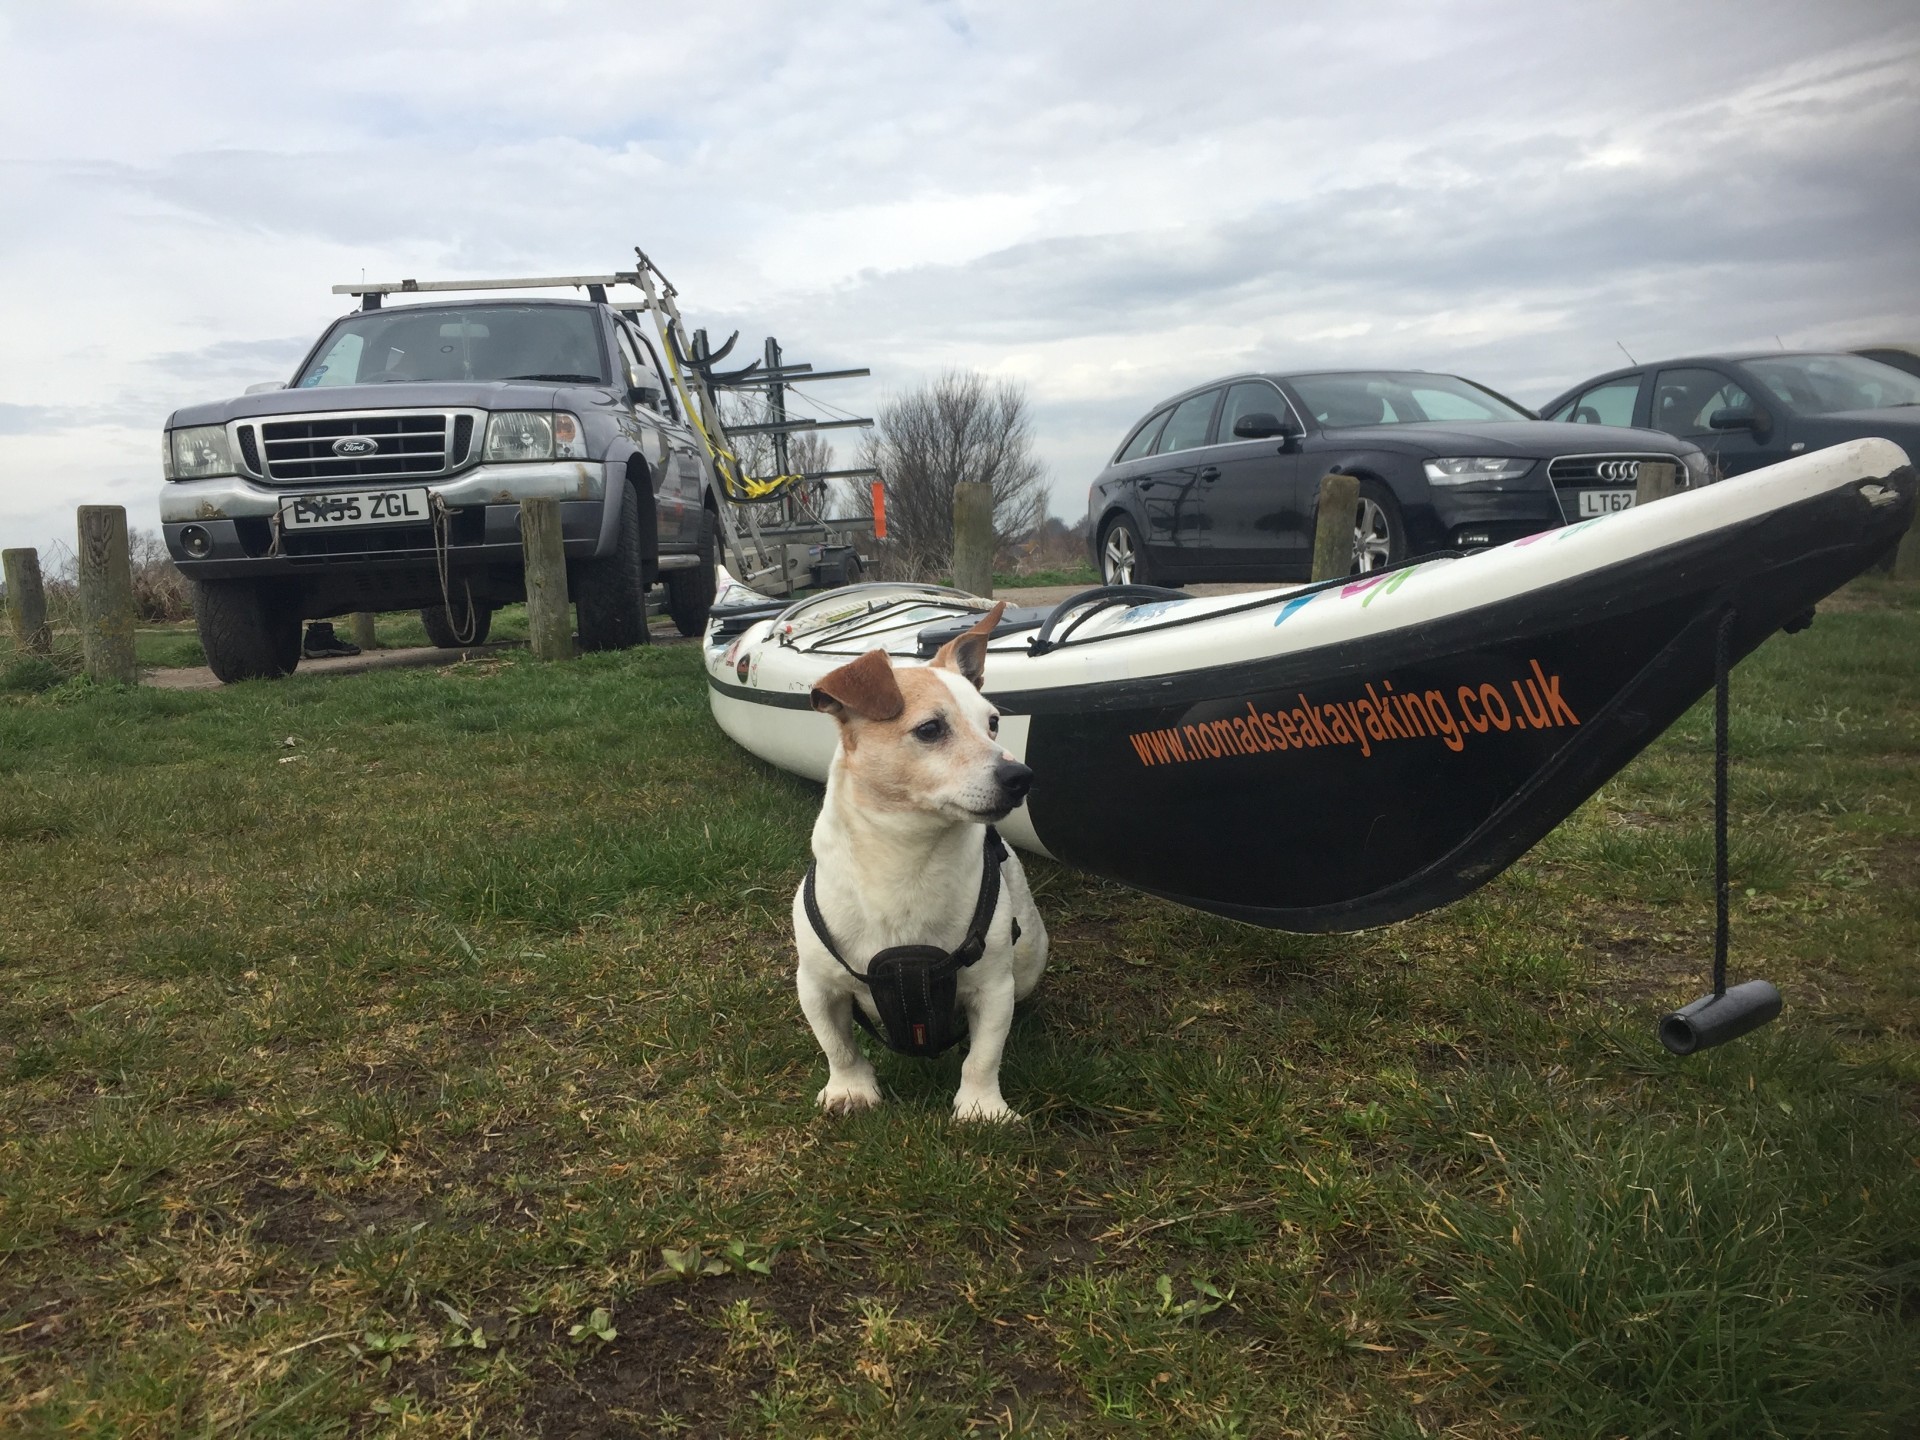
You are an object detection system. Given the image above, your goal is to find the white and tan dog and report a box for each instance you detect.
[794,603,1048,1122]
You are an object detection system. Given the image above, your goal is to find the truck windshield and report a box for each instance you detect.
[1289,372,1534,427]
[294,305,609,388]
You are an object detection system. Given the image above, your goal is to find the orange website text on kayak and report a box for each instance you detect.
[1126,660,1581,767]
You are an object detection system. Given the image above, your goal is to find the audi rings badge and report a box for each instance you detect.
[1597,459,1641,483]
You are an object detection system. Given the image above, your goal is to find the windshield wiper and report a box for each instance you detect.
[504,373,604,384]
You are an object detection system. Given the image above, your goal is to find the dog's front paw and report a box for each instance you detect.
[952,1091,1020,1124]
[817,1077,883,1115]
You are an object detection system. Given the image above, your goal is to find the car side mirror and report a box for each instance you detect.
[1233,411,1299,440]
[1708,406,1760,432]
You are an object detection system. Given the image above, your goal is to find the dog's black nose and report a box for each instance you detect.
[995,758,1033,802]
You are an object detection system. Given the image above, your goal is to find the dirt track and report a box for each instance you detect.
[139,584,1271,690]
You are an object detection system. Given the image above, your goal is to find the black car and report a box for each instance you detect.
[1086,370,1708,585]
[1540,351,1920,481]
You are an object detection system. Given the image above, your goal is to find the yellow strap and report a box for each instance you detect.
[658,328,813,502]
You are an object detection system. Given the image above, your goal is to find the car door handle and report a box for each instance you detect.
[1198,466,1220,482]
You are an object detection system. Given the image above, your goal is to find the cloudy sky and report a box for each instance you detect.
[2,0,1916,557]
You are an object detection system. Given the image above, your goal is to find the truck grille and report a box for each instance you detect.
[251,410,461,484]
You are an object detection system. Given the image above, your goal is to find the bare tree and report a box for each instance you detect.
[856,371,1047,579]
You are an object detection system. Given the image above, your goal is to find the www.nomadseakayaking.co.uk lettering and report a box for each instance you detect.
[1127,659,1579,767]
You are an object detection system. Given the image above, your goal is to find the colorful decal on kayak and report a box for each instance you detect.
[1125,659,1579,767]
[1274,565,1422,626]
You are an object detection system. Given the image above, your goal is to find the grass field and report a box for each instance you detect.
[1,578,1916,1437]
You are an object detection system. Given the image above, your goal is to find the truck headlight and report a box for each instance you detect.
[485,411,554,462]
[168,425,236,481]
[552,412,586,460]
[1424,457,1534,485]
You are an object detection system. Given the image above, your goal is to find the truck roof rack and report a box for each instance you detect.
[332,274,648,310]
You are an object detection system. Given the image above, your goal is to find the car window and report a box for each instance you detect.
[1567,377,1641,427]
[1745,354,1920,415]
[617,325,674,417]
[1219,381,1289,438]
[1651,368,1752,435]
[1117,409,1169,463]
[303,331,365,387]
[1154,389,1221,454]
[1407,385,1506,421]
[1289,372,1530,426]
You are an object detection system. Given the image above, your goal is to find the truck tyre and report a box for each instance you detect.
[664,507,718,637]
[194,579,301,683]
[576,478,650,651]
[419,595,492,648]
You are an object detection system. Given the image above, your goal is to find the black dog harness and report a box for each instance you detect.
[803,828,1017,1058]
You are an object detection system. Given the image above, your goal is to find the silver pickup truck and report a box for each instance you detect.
[161,294,718,680]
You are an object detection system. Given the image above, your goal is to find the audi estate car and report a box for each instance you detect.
[1541,351,1920,480]
[1086,370,1708,585]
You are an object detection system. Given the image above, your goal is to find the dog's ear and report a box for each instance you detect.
[811,648,905,722]
[930,601,1005,691]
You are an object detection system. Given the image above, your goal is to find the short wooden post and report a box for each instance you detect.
[3,547,52,655]
[1310,473,1361,582]
[76,506,137,684]
[350,611,378,651]
[1635,460,1681,507]
[519,498,572,660]
[952,481,994,597]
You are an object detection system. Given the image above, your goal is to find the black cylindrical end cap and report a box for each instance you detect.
[1659,980,1784,1055]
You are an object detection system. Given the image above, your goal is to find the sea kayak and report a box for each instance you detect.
[704,439,1914,932]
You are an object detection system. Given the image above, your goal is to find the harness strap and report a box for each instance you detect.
[804,827,1006,978]
[803,828,1008,1053]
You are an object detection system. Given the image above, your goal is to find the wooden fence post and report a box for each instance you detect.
[1635,460,1680,507]
[76,506,137,684]
[520,498,573,660]
[3,547,52,655]
[952,482,994,597]
[1895,499,1920,584]
[1310,473,1361,582]
[350,611,378,651]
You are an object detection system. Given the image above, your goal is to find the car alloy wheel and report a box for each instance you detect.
[1103,524,1137,584]
[1353,496,1394,573]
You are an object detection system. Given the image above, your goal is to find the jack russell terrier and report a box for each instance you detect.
[794,602,1049,1122]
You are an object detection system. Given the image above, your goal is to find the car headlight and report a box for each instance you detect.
[485,411,586,462]
[1424,457,1534,486]
[168,425,236,481]
[1681,449,1714,487]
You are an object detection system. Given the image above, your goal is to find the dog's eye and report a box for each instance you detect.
[913,717,947,743]
[987,714,1000,737]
